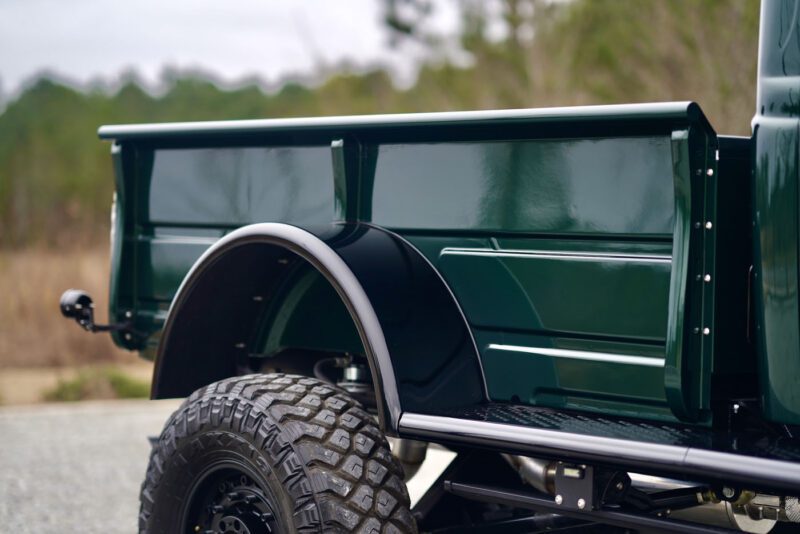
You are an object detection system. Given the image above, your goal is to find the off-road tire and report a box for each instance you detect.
[139,373,416,533]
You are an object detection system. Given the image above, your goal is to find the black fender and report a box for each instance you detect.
[152,222,486,432]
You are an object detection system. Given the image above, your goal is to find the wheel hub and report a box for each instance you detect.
[217,515,249,534]
[188,471,279,534]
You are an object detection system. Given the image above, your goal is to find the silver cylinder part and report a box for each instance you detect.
[628,473,779,533]
[392,439,428,481]
[343,364,369,383]
[628,473,697,491]
[502,454,555,495]
[669,501,777,534]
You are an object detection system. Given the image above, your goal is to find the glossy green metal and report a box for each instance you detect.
[752,0,800,424]
[663,126,718,424]
[256,264,363,357]
[371,137,675,233]
[107,143,127,349]
[393,129,716,423]
[102,102,725,424]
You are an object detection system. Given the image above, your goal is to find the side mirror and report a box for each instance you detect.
[59,289,142,340]
[60,289,96,331]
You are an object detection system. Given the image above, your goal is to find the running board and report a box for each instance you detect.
[398,411,800,493]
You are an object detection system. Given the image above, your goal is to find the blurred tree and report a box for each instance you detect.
[0,0,760,248]
[382,0,434,46]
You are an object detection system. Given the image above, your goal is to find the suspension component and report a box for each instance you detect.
[392,439,428,481]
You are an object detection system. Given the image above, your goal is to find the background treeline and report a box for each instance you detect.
[0,0,759,248]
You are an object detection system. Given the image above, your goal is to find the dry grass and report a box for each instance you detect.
[0,361,153,405]
[0,243,134,368]
[43,365,150,402]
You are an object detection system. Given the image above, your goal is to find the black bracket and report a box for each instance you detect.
[553,463,630,511]
[59,289,143,339]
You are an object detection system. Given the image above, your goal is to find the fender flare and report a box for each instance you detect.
[152,222,486,432]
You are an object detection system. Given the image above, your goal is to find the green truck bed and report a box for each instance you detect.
[100,102,739,425]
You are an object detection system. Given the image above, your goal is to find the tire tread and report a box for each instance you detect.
[139,373,416,533]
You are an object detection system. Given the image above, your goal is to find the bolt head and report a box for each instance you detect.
[707,168,714,176]
[704,274,712,282]
[705,221,713,230]
[703,327,711,335]
[722,486,736,499]
[555,494,563,505]
[616,481,625,491]
[577,498,586,509]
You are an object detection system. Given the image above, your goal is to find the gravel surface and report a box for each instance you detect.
[0,398,454,533]
[0,399,180,533]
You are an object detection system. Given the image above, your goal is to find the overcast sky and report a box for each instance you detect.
[0,0,460,99]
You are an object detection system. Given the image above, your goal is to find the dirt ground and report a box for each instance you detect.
[0,398,454,533]
[0,398,181,533]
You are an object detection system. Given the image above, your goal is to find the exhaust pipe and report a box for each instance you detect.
[501,454,556,495]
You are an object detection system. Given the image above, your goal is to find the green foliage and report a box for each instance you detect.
[43,367,150,402]
[0,0,760,247]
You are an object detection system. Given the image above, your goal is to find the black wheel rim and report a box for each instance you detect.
[182,461,282,534]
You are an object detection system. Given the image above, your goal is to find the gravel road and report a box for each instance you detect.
[0,399,180,533]
[0,399,453,533]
